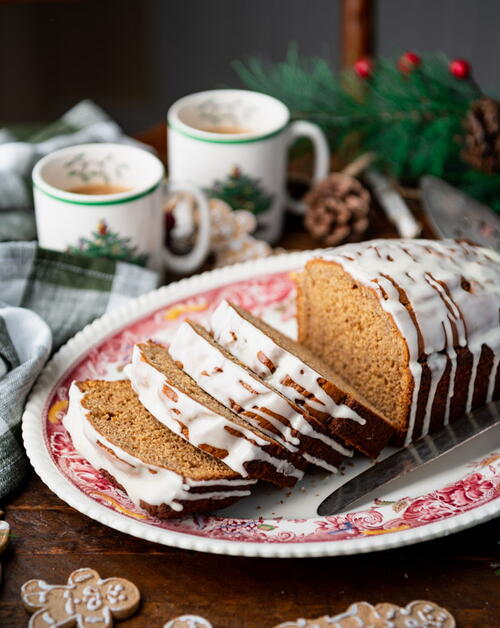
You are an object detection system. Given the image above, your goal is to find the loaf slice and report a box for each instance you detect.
[127,341,304,487]
[169,320,353,473]
[210,300,395,458]
[296,239,500,444]
[63,379,255,519]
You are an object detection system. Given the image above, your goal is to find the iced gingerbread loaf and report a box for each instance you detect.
[64,380,255,518]
[296,239,500,444]
[210,300,395,458]
[169,320,353,473]
[127,341,305,487]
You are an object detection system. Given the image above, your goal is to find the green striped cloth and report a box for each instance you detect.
[0,242,157,499]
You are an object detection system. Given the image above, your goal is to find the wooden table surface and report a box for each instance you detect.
[1,124,499,628]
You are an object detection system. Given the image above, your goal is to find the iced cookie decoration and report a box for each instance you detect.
[209,198,272,268]
[0,518,10,584]
[21,567,140,628]
[163,616,213,628]
[274,600,455,627]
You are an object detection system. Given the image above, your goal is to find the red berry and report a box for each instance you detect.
[354,57,373,79]
[398,51,421,73]
[450,58,471,79]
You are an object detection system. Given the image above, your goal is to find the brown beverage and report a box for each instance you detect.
[199,126,252,134]
[68,184,132,195]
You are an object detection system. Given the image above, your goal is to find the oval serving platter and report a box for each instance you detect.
[22,251,500,558]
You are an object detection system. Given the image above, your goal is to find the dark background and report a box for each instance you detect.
[1,0,499,133]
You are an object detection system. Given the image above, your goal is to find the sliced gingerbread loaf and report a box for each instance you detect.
[63,380,255,518]
[210,300,395,458]
[296,239,500,444]
[127,341,305,487]
[169,320,353,473]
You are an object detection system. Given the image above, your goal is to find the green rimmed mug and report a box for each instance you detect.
[32,143,211,274]
[168,89,330,243]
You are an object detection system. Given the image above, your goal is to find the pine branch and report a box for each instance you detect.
[233,48,482,184]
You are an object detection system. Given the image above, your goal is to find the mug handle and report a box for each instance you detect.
[162,181,211,274]
[286,120,330,214]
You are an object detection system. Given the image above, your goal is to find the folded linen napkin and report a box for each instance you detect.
[0,99,149,242]
[0,242,157,499]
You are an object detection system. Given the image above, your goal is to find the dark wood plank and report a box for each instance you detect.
[1,474,499,627]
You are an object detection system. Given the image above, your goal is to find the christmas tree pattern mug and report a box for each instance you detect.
[32,143,211,274]
[167,89,330,243]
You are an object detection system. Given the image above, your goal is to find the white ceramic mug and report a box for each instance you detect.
[32,143,211,274]
[167,89,330,243]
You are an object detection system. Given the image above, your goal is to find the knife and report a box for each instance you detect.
[364,169,421,238]
[317,400,500,516]
[421,176,500,250]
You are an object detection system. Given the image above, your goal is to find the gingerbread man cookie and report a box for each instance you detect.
[377,600,455,627]
[163,615,213,628]
[21,567,140,628]
[274,600,455,628]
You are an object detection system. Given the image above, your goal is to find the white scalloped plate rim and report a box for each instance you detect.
[22,250,500,558]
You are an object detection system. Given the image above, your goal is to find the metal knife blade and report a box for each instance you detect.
[317,400,500,516]
[421,176,500,250]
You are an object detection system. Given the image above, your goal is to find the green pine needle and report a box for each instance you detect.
[233,47,500,213]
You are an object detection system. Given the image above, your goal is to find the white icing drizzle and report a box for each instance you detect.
[302,453,338,473]
[210,300,366,426]
[466,350,481,413]
[169,322,352,470]
[443,345,457,426]
[406,361,422,446]
[42,611,56,624]
[487,353,499,400]
[421,353,447,437]
[63,382,254,512]
[316,239,500,443]
[126,346,303,481]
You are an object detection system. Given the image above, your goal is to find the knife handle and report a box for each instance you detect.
[365,169,421,238]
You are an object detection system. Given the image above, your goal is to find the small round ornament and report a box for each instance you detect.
[354,57,373,79]
[398,51,421,73]
[450,58,471,79]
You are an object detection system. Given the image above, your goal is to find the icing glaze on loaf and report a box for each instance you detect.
[315,239,500,444]
[64,382,254,512]
[211,300,366,425]
[169,321,353,472]
[127,345,304,483]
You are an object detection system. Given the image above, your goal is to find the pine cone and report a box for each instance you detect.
[304,173,370,246]
[462,98,500,174]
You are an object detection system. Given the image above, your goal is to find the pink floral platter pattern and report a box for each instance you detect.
[22,252,500,557]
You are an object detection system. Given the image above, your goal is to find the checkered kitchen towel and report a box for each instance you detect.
[0,242,157,499]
